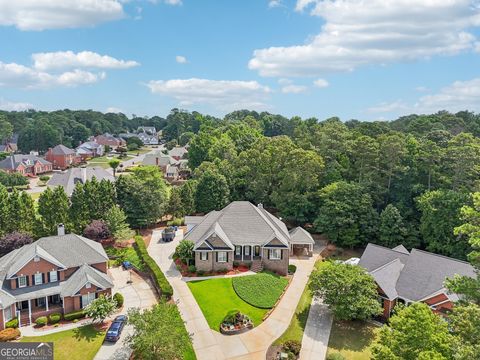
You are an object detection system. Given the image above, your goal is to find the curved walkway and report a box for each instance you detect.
[147,230,323,360]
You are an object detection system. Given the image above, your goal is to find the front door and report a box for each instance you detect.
[254,246,260,257]
[19,300,28,310]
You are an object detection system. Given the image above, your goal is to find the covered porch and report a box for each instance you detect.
[16,294,63,326]
[233,245,262,262]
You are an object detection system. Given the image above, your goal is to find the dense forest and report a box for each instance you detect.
[1,108,480,261]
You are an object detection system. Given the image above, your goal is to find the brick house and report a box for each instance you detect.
[168,146,188,161]
[93,134,126,149]
[185,201,315,275]
[76,141,105,161]
[0,154,52,175]
[45,145,79,170]
[0,228,113,329]
[358,243,476,319]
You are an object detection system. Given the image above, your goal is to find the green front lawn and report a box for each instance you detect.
[232,272,288,308]
[187,277,269,331]
[21,324,105,360]
[327,320,377,360]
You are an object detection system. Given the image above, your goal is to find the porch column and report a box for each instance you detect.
[28,299,31,325]
[241,246,244,261]
[45,296,49,311]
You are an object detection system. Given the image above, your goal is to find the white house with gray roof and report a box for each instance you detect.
[185,201,315,275]
[0,229,113,329]
[359,243,476,318]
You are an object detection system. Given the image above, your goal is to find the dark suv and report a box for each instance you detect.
[105,315,128,342]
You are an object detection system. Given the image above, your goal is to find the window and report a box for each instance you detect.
[4,306,12,321]
[217,251,227,263]
[81,292,96,308]
[200,252,208,261]
[18,276,27,288]
[269,249,281,260]
[244,246,250,256]
[85,282,91,289]
[235,246,241,256]
[49,271,57,282]
[37,297,45,307]
[34,273,43,285]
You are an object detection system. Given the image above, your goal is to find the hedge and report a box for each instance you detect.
[5,318,18,328]
[35,316,48,326]
[134,235,173,299]
[0,328,20,341]
[64,310,86,321]
[113,292,124,308]
[48,313,62,324]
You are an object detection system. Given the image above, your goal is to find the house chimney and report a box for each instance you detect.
[57,224,65,236]
[258,203,263,209]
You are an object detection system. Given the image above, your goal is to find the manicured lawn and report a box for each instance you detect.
[274,260,328,345]
[232,272,288,308]
[127,147,151,156]
[105,245,146,271]
[87,155,133,168]
[21,324,105,360]
[327,320,377,360]
[187,277,268,331]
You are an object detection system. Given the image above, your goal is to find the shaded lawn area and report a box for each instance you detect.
[274,260,328,345]
[232,272,288,308]
[105,245,146,271]
[327,320,377,360]
[127,147,151,156]
[187,277,268,331]
[21,324,105,360]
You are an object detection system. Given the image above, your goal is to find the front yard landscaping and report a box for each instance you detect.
[21,324,105,360]
[326,320,377,359]
[187,276,272,331]
[232,272,289,308]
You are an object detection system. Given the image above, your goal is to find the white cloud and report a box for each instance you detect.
[32,51,139,71]
[313,78,329,88]
[281,84,307,94]
[175,55,187,64]
[278,78,292,85]
[106,107,124,113]
[0,0,124,31]
[415,86,429,92]
[0,98,33,111]
[367,100,409,114]
[269,0,283,8]
[146,78,271,110]
[250,0,480,77]
[164,0,182,5]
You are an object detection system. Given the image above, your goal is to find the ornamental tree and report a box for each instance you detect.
[85,295,117,324]
[309,262,382,320]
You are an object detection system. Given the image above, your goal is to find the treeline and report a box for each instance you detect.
[167,110,480,261]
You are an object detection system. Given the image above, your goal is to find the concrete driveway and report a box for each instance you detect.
[94,267,157,360]
[147,229,325,360]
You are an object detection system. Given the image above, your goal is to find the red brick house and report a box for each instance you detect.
[45,145,79,170]
[358,243,476,319]
[93,134,126,149]
[0,229,113,329]
[0,154,52,175]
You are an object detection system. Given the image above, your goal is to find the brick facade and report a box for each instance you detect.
[195,251,233,272]
[262,248,289,275]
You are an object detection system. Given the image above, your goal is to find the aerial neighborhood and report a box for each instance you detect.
[1,2,480,360]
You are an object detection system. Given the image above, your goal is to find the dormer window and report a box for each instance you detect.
[34,256,40,262]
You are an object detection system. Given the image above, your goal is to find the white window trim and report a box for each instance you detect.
[4,306,12,321]
[81,292,96,309]
[18,276,27,288]
[270,249,281,260]
[200,252,208,261]
[217,251,227,263]
[34,273,43,285]
[244,246,250,256]
[235,246,241,256]
[49,270,58,282]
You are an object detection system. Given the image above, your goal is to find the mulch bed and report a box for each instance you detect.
[175,259,250,277]
[266,344,284,360]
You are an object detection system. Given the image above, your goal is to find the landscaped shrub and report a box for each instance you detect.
[134,235,173,299]
[84,220,111,241]
[233,261,239,267]
[196,270,205,276]
[167,217,184,226]
[64,310,86,321]
[175,239,194,265]
[35,316,48,326]
[5,318,18,328]
[188,265,196,274]
[0,328,20,341]
[326,353,346,360]
[288,264,297,274]
[48,313,62,324]
[217,268,228,274]
[283,340,301,356]
[113,292,124,308]
[232,272,289,308]
[39,175,50,182]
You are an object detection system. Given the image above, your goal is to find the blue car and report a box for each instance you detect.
[105,315,128,342]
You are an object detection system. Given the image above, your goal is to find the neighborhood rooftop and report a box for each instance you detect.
[47,167,114,195]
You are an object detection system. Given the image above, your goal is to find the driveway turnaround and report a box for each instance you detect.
[299,297,333,360]
[94,267,157,360]
[147,230,324,360]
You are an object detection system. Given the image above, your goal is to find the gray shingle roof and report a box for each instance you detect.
[0,155,51,170]
[169,146,188,158]
[50,144,75,155]
[187,201,290,248]
[47,167,114,196]
[289,227,315,244]
[61,264,113,297]
[359,243,476,301]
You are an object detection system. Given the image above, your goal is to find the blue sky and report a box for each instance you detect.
[0,0,479,120]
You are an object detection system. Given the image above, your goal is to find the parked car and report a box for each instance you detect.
[161,227,176,242]
[105,315,128,342]
[122,261,133,270]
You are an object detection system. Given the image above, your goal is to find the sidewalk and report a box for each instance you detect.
[299,297,333,360]
[20,318,92,337]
